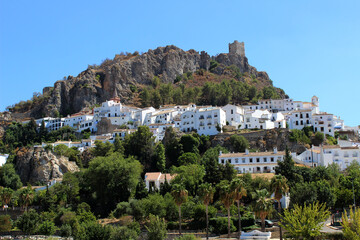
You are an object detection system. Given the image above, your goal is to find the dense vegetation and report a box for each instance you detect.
[0,122,359,239]
[140,74,282,108]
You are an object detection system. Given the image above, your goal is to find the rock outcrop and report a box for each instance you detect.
[8,41,282,119]
[14,147,79,184]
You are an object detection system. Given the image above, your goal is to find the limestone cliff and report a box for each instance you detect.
[7,41,284,119]
[13,147,79,184]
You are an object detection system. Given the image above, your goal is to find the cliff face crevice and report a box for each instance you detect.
[12,42,279,119]
[14,147,79,184]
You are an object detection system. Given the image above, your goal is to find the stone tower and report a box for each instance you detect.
[229,40,245,57]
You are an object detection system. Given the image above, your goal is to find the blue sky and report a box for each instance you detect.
[0,0,359,126]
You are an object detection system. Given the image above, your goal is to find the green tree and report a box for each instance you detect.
[178,152,199,166]
[16,209,40,234]
[198,183,215,240]
[270,175,289,240]
[171,184,188,235]
[341,207,360,240]
[146,214,167,240]
[152,90,162,108]
[92,140,114,157]
[171,164,205,196]
[0,215,12,232]
[38,220,56,235]
[113,136,125,154]
[0,187,14,209]
[124,126,156,171]
[290,182,318,206]
[231,178,247,239]
[140,88,151,107]
[230,135,249,152]
[19,185,34,211]
[0,164,22,190]
[280,202,330,240]
[253,189,273,232]
[218,180,235,238]
[154,143,166,172]
[85,154,142,215]
[180,134,200,154]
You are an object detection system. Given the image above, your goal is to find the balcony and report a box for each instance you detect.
[199,116,204,120]
[207,115,212,119]
[207,122,212,126]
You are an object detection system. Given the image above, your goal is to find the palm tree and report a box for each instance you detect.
[171,184,188,235]
[270,175,289,240]
[231,178,247,239]
[198,183,215,240]
[218,180,235,238]
[0,187,14,213]
[253,189,273,232]
[19,185,34,211]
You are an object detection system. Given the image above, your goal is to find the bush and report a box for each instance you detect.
[110,225,139,240]
[146,214,167,240]
[38,220,56,235]
[16,209,40,234]
[0,215,12,232]
[175,235,200,240]
[209,217,236,234]
[59,224,72,237]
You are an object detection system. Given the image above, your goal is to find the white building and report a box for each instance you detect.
[222,104,244,127]
[218,148,285,173]
[287,109,313,130]
[0,154,9,166]
[292,145,360,170]
[242,110,285,130]
[312,113,344,137]
[144,172,174,190]
[64,112,94,132]
[181,107,226,136]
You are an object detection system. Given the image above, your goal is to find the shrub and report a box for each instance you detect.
[209,217,236,234]
[16,209,40,234]
[59,224,72,237]
[146,214,167,240]
[110,225,139,240]
[175,235,200,240]
[38,220,56,236]
[0,215,12,232]
[342,207,360,240]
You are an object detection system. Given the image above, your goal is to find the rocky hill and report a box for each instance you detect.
[6,41,286,119]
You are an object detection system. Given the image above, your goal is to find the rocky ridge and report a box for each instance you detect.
[8,41,282,119]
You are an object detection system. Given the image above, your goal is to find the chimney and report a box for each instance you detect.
[273,147,278,154]
[219,151,222,156]
[245,149,249,155]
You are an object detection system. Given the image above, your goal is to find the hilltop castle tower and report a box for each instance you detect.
[229,40,245,57]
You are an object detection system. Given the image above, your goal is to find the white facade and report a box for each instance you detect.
[222,104,244,127]
[218,148,285,173]
[242,110,285,130]
[292,145,360,170]
[0,154,9,166]
[287,109,313,130]
[145,172,174,190]
[181,107,226,136]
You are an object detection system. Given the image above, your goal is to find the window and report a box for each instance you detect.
[249,158,253,163]
[231,109,234,114]
[271,157,274,162]
[242,158,246,163]
[221,159,224,164]
[235,159,238,163]
[263,157,267,162]
[228,159,232,163]
[256,158,260,163]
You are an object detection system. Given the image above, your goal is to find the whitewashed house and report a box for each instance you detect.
[144,172,174,190]
[222,104,244,127]
[218,148,285,173]
[292,145,360,170]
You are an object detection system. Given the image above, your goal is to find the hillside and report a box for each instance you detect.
[6,41,286,119]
